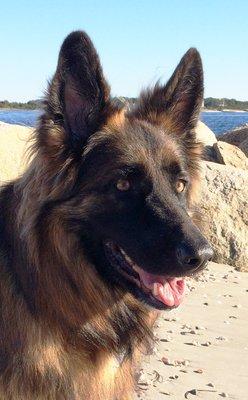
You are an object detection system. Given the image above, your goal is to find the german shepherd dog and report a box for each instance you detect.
[0,31,213,399]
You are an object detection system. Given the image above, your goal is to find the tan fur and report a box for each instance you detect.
[0,240,152,399]
[0,175,155,398]
[0,33,205,399]
[0,110,202,399]
[106,108,126,131]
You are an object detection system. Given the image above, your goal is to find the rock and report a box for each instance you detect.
[194,369,203,374]
[0,122,33,183]
[200,162,248,271]
[195,121,217,161]
[185,389,197,398]
[159,391,172,396]
[195,122,248,165]
[161,357,173,365]
[213,142,248,169]
[219,125,248,157]
[240,136,248,157]
[196,121,217,147]
[216,336,228,341]
[195,326,206,330]
[201,341,212,347]
[168,375,179,380]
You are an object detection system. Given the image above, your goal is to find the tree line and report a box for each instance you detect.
[204,97,248,111]
[0,97,247,111]
[0,100,42,110]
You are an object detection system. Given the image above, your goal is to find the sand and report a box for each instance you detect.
[135,262,248,400]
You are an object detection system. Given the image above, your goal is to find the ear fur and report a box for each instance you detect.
[43,31,113,151]
[130,48,204,134]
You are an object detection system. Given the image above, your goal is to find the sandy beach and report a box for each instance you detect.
[135,262,248,400]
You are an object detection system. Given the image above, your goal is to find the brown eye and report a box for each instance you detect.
[116,178,130,191]
[175,179,186,193]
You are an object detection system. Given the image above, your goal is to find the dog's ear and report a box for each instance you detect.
[42,31,112,151]
[130,48,203,133]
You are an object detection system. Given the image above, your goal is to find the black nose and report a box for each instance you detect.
[176,241,213,272]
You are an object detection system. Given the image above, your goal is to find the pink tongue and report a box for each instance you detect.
[136,268,186,307]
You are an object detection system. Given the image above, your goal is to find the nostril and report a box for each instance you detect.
[177,242,213,271]
[184,256,201,267]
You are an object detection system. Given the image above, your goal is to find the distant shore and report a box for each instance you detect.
[222,109,248,112]
[202,108,248,113]
[1,107,248,114]
[0,107,40,111]
[1,96,248,113]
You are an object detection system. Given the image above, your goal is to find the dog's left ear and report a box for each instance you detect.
[42,31,112,151]
[130,48,203,133]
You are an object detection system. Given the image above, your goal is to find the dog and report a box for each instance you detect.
[0,31,213,399]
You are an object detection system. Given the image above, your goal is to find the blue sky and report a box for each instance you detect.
[1,0,247,102]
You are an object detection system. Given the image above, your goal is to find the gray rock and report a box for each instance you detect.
[213,141,248,170]
[240,136,248,158]
[195,121,217,161]
[219,125,248,157]
[200,162,248,271]
[196,121,217,147]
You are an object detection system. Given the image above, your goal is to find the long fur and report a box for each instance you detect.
[0,31,205,399]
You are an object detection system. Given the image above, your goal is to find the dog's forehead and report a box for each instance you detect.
[103,115,183,169]
[84,112,184,178]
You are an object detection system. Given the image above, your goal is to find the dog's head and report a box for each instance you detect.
[36,31,213,310]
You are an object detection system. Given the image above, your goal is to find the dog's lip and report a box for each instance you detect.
[104,241,186,309]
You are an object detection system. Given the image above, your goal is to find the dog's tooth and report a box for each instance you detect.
[120,248,132,263]
[126,255,132,264]
[132,263,140,273]
[124,253,133,265]
[152,283,159,297]
[120,247,126,256]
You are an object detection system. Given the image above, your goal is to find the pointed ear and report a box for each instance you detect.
[130,48,203,133]
[43,31,112,151]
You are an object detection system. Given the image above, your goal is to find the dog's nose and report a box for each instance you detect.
[176,241,213,271]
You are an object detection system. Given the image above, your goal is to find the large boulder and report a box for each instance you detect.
[195,121,217,161]
[200,161,248,271]
[219,125,248,157]
[213,141,248,170]
[0,122,32,183]
[196,121,217,146]
[195,122,248,166]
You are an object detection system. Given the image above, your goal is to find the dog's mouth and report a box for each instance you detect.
[104,241,186,310]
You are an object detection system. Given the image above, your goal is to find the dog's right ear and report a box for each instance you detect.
[41,31,112,152]
[129,48,203,135]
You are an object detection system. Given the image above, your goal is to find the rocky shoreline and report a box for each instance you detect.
[195,122,248,271]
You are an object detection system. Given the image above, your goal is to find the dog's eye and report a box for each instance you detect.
[175,179,187,193]
[116,178,130,191]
